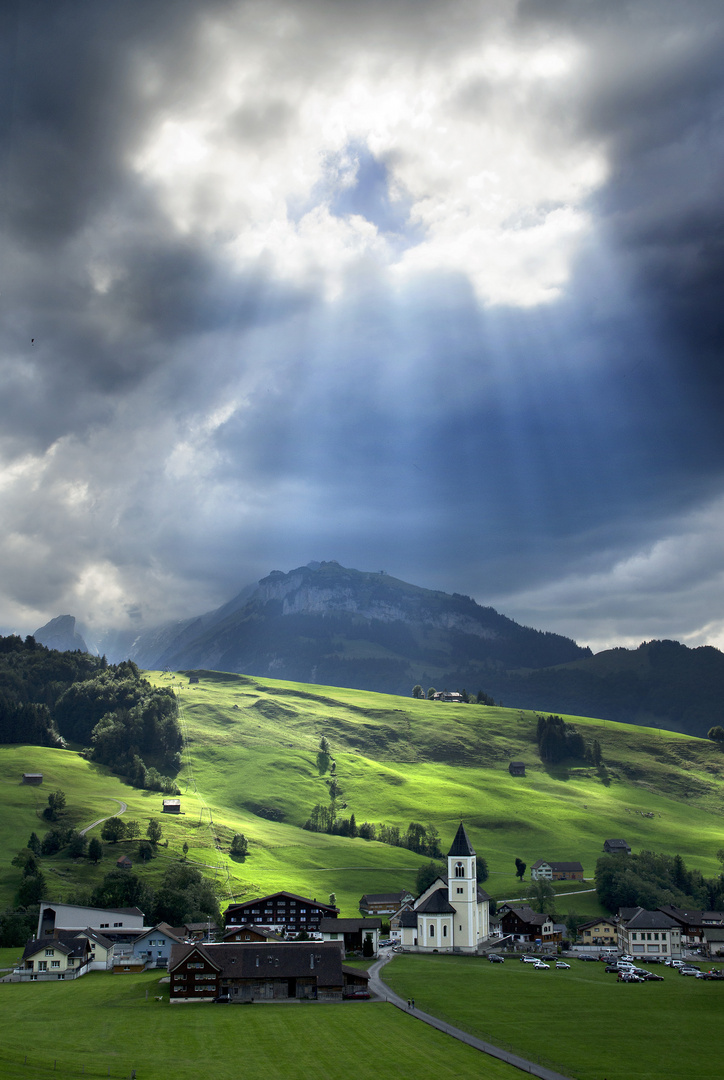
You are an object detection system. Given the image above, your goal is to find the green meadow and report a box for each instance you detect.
[0,972,517,1080]
[382,953,724,1080]
[2,668,724,915]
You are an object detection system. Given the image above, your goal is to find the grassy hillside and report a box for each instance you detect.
[1,669,724,917]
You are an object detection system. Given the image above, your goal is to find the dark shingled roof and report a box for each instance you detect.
[319,918,381,932]
[169,941,344,987]
[416,887,457,915]
[447,821,476,858]
[398,911,419,928]
[622,908,678,930]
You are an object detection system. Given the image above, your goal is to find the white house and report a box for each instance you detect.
[617,907,682,959]
[396,823,490,954]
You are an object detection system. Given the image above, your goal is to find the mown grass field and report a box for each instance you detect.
[382,953,724,1080]
[2,668,724,916]
[0,971,517,1080]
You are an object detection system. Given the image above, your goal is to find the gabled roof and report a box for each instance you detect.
[23,937,88,961]
[622,907,678,930]
[170,941,343,986]
[532,860,583,873]
[447,822,476,858]
[499,904,549,927]
[416,887,456,915]
[225,891,339,914]
[134,923,186,945]
[359,891,412,905]
[221,924,282,942]
[577,917,617,930]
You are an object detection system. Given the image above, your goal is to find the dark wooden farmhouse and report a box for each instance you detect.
[22,773,43,784]
[224,891,339,934]
[603,839,631,854]
[169,941,366,1002]
[508,761,526,776]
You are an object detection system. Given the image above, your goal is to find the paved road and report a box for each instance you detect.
[369,954,572,1080]
[79,798,128,836]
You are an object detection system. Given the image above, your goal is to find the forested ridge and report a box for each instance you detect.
[0,635,181,791]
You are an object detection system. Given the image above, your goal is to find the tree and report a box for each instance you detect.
[146,818,163,845]
[138,841,154,862]
[17,871,46,907]
[416,861,444,895]
[363,933,374,957]
[592,739,602,766]
[230,834,249,858]
[526,878,556,916]
[43,789,67,821]
[101,817,127,843]
[88,837,103,863]
[67,831,87,858]
[412,685,424,698]
[124,820,141,839]
[476,857,489,884]
[515,858,526,882]
[426,687,436,700]
[27,832,41,855]
[708,726,724,742]
[328,893,337,907]
[182,841,189,859]
[319,736,330,753]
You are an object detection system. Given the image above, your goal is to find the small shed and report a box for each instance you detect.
[188,675,199,684]
[162,798,181,814]
[22,773,43,785]
[117,855,133,869]
[508,761,526,777]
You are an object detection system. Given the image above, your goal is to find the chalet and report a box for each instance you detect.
[116,855,133,869]
[184,921,220,941]
[497,904,557,943]
[224,891,339,934]
[188,675,199,684]
[359,890,415,916]
[37,902,145,938]
[21,773,43,785]
[617,907,682,959]
[222,924,283,944]
[431,691,464,702]
[530,860,583,882]
[114,923,186,970]
[577,917,618,947]
[657,906,724,948]
[162,798,181,814]
[169,941,357,1003]
[394,824,490,954]
[508,762,526,777]
[13,937,92,982]
[319,917,381,955]
[603,839,631,854]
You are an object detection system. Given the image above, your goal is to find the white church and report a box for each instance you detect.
[394,822,490,953]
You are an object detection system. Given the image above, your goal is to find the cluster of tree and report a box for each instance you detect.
[302,807,442,857]
[0,636,183,792]
[230,833,249,858]
[595,850,724,912]
[80,862,221,926]
[536,714,588,764]
[708,726,724,743]
[100,817,162,846]
[411,685,496,704]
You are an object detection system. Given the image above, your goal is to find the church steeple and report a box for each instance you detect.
[447,821,476,858]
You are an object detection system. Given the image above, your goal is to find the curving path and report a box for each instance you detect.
[79,798,127,836]
[369,954,572,1080]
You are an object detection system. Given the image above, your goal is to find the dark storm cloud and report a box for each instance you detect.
[2,0,724,652]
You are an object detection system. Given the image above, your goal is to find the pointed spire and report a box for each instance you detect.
[447,821,476,857]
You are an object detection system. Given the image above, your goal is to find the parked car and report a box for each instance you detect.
[665,959,685,968]
[520,956,539,963]
[213,994,232,1004]
[618,972,643,982]
[679,966,700,976]
[605,965,620,974]
[488,954,505,963]
[346,990,371,999]
[641,972,665,981]
[555,961,570,969]
[697,970,724,980]
[578,954,599,962]
[533,961,550,969]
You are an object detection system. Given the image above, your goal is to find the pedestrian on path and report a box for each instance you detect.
[412,998,415,1009]
[407,999,411,1009]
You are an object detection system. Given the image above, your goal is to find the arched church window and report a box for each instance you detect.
[443,925,448,937]
[429,924,435,938]
[455,862,464,878]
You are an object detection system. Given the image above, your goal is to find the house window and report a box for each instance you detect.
[114,922,122,927]
[51,961,60,968]
[38,962,47,971]
[45,949,54,956]
[100,923,109,928]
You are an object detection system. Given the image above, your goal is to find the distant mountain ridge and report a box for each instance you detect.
[104,560,590,686]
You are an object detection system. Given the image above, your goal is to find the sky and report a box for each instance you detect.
[2,0,724,654]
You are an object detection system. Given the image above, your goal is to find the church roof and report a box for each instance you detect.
[447,821,476,858]
[416,887,456,915]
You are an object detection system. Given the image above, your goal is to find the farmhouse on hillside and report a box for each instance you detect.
[508,761,526,776]
[603,838,631,854]
[359,889,414,915]
[530,859,583,881]
[394,823,490,954]
[497,904,558,943]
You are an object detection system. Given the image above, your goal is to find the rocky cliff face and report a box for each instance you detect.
[34,614,89,654]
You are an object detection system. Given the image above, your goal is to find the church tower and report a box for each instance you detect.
[447,821,479,951]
